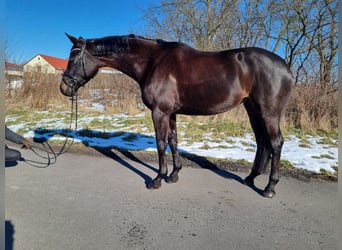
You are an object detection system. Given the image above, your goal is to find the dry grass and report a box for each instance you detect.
[6,72,66,110]
[80,73,144,114]
[284,84,338,133]
[5,72,338,134]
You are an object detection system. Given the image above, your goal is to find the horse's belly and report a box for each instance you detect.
[179,96,243,115]
[175,77,248,115]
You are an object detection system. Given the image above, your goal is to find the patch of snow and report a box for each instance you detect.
[6,113,338,174]
[91,103,105,112]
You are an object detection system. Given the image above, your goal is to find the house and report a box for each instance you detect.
[5,61,23,77]
[23,54,68,74]
[5,61,23,89]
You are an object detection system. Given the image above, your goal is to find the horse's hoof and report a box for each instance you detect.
[244,176,254,187]
[262,189,276,198]
[148,180,162,189]
[166,175,179,183]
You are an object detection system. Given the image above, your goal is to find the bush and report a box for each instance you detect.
[284,84,338,132]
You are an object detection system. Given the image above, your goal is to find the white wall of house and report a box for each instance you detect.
[23,55,56,74]
[5,68,23,77]
[99,67,122,74]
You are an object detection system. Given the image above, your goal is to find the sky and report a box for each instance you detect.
[5,0,158,63]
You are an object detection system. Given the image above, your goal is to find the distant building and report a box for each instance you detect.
[23,54,68,74]
[5,61,23,77]
[5,62,23,89]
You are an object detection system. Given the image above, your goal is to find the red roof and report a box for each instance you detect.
[39,54,68,70]
[5,62,21,68]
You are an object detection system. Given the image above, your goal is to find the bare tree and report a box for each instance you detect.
[314,0,338,85]
[267,0,338,85]
[143,0,239,50]
[221,0,267,48]
[142,0,338,85]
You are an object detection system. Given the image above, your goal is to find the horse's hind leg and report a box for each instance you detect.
[243,100,272,187]
[244,99,285,198]
[167,114,182,183]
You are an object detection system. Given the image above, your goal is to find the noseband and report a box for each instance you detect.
[63,38,88,92]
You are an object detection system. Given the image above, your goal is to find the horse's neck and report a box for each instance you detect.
[98,45,154,83]
[99,55,138,80]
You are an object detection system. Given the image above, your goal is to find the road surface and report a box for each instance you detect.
[5,145,337,249]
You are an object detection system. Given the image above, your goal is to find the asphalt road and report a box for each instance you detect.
[5,145,337,250]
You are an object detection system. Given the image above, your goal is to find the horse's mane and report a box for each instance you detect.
[91,34,171,56]
[92,35,131,56]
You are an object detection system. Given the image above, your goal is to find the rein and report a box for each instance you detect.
[23,93,79,168]
[24,38,88,167]
[24,40,89,167]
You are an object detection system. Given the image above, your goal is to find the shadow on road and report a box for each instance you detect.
[32,128,263,196]
[5,220,14,250]
[92,146,158,188]
[93,146,264,196]
[179,153,264,196]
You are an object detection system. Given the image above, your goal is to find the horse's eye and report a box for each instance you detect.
[70,52,79,58]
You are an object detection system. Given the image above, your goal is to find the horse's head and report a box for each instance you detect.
[60,33,99,97]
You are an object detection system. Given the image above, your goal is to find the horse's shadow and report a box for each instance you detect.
[92,146,155,187]
[33,128,263,195]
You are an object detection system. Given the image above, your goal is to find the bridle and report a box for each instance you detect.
[62,38,88,93]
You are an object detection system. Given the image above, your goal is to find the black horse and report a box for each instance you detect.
[60,34,293,198]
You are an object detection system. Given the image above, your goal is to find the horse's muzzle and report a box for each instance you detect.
[60,81,74,97]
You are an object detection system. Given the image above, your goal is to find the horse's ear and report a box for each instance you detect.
[65,33,79,45]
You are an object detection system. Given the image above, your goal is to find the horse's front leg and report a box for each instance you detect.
[149,109,170,189]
